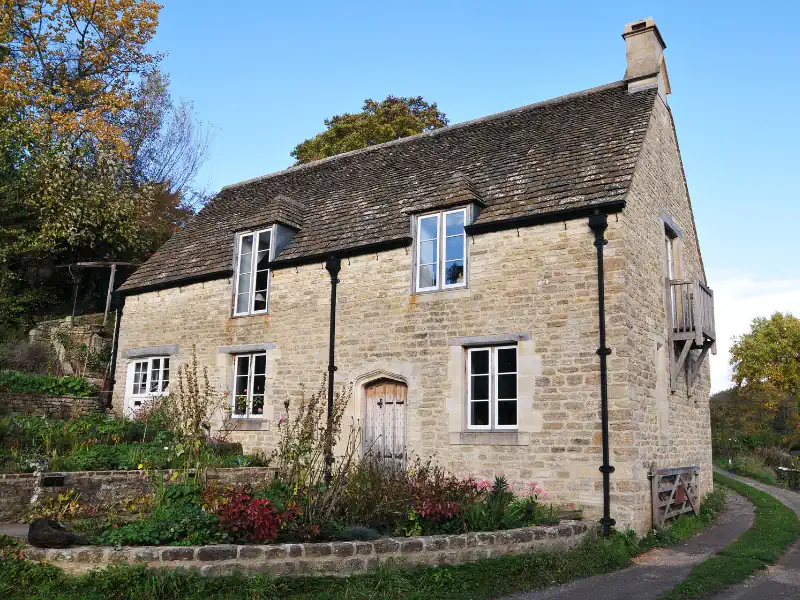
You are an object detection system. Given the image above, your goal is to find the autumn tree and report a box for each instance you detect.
[727,312,800,444]
[0,2,211,338]
[0,0,162,153]
[291,95,448,164]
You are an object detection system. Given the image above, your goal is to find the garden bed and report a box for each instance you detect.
[20,521,594,577]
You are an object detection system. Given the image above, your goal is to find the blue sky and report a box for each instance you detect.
[154,1,799,390]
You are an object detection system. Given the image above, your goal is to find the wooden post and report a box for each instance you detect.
[103,264,117,328]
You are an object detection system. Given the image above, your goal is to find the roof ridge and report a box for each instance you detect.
[221,80,628,192]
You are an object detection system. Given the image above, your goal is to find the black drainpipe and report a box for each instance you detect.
[588,212,616,537]
[324,255,342,485]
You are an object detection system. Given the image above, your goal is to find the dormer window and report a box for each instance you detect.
[234,227,273,316]
[415,207,468,292]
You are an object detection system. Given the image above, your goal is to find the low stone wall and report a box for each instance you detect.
[0,391,103,419]
[23,520,594,576]
[0,467,276,521]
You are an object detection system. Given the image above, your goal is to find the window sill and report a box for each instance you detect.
[412,287,470,303]
[449,431,530,446]
[221,419,269,431]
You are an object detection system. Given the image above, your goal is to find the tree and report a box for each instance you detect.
[0,0,162,154]
[727,312,800,444]
[291,96,448,164]
[731,312,800,398]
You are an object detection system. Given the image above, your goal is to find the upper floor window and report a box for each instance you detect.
[467,345,517,430]
[232,353,266,418]
[234,228,273,316]
[415,208,467,292]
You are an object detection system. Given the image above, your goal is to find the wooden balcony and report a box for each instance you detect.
[666,279,716,392]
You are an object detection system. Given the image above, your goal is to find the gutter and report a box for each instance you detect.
[106,297,124,409]
[588,211,616,537]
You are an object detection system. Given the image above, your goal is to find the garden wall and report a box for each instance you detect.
[0,467,276,521]
[0,391,103,419]
[22,520,595,576]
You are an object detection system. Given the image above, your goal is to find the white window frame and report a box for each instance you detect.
[493,345,519,431]
[466,345,518,431]
[415,207,468,293]
[126,357,170,415]
[231,353,267,419]
[467,348,491,431]
[233,226,274,317]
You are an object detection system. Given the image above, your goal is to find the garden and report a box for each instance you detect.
[7,351,563,548]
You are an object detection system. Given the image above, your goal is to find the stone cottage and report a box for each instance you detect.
[113,18,715,533]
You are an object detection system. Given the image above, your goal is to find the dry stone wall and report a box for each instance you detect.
[0,391,103,419]
[0,468,275,521]
[24,520,595,576]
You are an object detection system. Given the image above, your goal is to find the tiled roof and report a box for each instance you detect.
[120,81,657,293]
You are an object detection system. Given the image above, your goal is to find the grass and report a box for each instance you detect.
[660,472,800,600]
[716,455,778,486]
[0,489,729,600]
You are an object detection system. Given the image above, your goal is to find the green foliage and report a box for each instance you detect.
[638,488,727,551]
[0,369,97,397]
[731,312,800,396]
[727,454,778,485]
[100,503,227,547]
[291,96,448,164]
[662,473,800,599]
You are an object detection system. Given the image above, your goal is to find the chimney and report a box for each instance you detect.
[622,17,671,99]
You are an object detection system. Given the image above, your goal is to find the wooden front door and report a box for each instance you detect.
[364,379,407,462]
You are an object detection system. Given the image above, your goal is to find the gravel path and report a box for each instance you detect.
[498,491,755,600]
[709,468,800,600]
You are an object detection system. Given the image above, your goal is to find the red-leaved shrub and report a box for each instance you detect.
[216,487,292,542]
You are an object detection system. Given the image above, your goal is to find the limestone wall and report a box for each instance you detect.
[114,220,626,524]
[24,520,595,576]
[0,391,103,419]
[616,94,713,532]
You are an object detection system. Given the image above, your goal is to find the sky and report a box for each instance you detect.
[153,1,799,392]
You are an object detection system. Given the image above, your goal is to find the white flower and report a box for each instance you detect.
[164,447,169,451]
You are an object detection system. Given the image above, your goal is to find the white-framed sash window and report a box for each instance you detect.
[232,353,266,418]
[467,345,518,430]
[415,207,467,292]
[234,227,274,316]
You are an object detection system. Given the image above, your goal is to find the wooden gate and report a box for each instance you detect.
[364,379,407,463]
[650,464,700,528]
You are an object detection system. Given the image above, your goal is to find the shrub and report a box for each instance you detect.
[100,503,227,546]
[0,340,55,375]
[753,446,793,469]
[728,453,777,485]
[0,370,97,397]
[215,487,293,543]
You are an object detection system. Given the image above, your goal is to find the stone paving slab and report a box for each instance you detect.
[499,491,755,600]
[0,523,29,539]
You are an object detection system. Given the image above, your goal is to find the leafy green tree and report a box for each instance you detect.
[731,312,800,397]
[291,96,448,164]
[727,312,800,444]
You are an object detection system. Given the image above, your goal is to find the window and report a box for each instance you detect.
[415,208,467,292]
[232,353,266,418]
[467,346,517,430]
[127,357,170,413]
[234,227,273,316]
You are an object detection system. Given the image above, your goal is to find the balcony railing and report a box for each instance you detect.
[666,279,716,346]
[666,278,716,393]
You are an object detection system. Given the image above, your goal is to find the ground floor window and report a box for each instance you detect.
[127,357,170,412]
[467,345,518,430]
[232,353,266,418]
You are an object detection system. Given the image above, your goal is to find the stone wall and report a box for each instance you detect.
[616,94,713,532]
[0,391,103,419]
[24,520,594,576]
[114,219,623,524]
[0,468,275,521]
